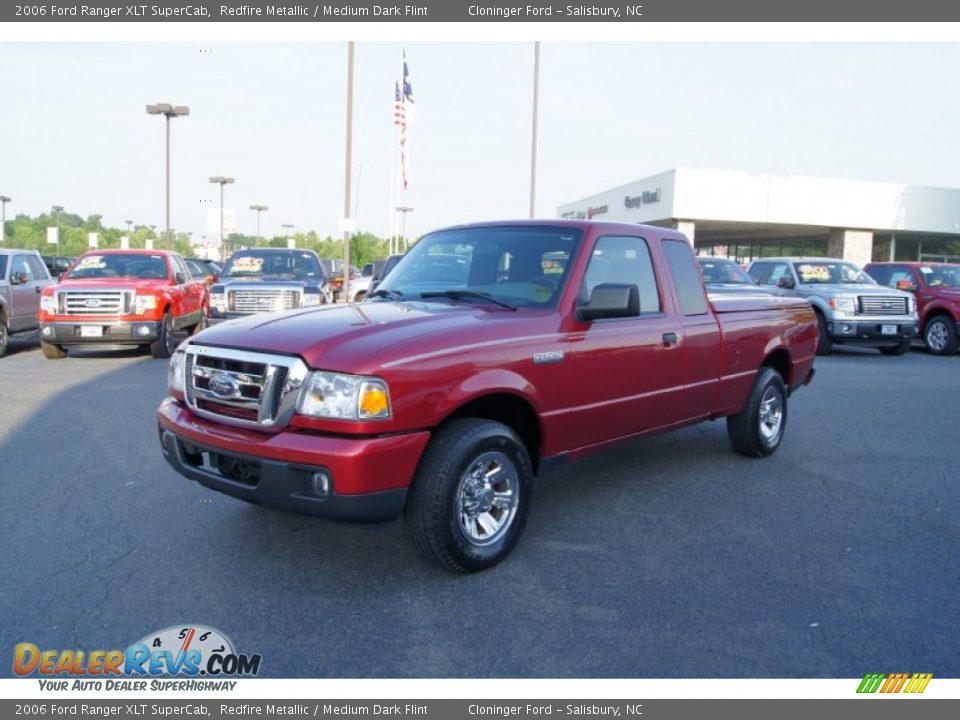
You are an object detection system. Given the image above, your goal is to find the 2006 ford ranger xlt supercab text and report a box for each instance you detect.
[158,221,817,572]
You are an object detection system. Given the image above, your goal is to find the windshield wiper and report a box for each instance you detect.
[368,288,405,300]
[420,290,517,310]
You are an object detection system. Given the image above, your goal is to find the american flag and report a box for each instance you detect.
[393,52,416,189]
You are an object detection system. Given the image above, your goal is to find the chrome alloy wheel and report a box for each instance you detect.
[926,320,948,352]
[758,385,784,443]
[455,451,519,547]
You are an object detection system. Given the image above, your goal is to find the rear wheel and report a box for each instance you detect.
[41,340,68,359]
[727,366,788,458]
[879,340,911,356]
[404,418,532,573]
[814,311,833,356]
[923,316,958,355]
[0,318,8,358]
[149,312,176,359]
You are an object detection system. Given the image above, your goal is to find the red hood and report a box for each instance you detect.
[53,278,171,291]
[190,301,552,375]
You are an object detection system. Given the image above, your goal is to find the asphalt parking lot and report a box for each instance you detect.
[1,333,958,678]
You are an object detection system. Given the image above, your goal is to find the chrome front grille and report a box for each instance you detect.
[858,296,909,316]
[228,288,300,314]
[183,345,308,430]
[60,290,131,315]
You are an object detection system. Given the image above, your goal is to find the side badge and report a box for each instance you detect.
[533,351,565,365]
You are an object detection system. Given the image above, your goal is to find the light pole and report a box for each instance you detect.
[282,223,294,249]
[146,103,189,249]
[52,205,63,257]
[209,176,235,260]
[396,206,414,248]
[249,204,268,244]
[0,196,10,242]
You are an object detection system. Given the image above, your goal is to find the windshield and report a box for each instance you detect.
[698,258,753,285]
[793,261,872,285]
[919,265,960,288]
[375,226,583,308]
[64,253,169,280]
[223,251,323,279]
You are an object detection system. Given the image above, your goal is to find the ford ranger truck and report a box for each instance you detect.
[158,221,817,573]
[209,248,330,323]
[864,262,960,355]
[39,249,208,359]
[748,257,917,356]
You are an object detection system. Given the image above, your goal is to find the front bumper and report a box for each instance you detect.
[40,320,160,345]
[157,397,431,522]
[827,318,916,344]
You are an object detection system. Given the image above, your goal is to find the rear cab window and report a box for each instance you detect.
[581,235,661,314]
[662,240,708,315]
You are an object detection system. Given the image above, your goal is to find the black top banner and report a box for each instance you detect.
[7,0,960,22]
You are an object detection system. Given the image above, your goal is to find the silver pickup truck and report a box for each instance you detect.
[0,249,56,357]
[748,256,917,356]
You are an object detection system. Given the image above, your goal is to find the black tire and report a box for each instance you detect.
[41,340,68,359]
[923,316,959,355]
[879,340,911,356]
[0,316,8,358]
[727,366,788,458]
[404,418,533,573]
[814,311,833,356]
[150,312,176,359]
[354,291,366,302]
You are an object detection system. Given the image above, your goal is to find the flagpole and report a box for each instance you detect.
[342,41,354,303]
[529,41,540,219]
[388,87,397,255]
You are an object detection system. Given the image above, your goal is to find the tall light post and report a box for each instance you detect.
[0,196,10,242]
[396,206,414,248]
[529,41,540,219]
[341,41,355,303]
[282,223,295,249]
[146,103,189,249]
[249,204,268,244]
[52,205,63,256]
[209,176,235,260]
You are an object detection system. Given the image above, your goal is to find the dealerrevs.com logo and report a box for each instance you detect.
[857,673,933,694]
[14,625,261,691]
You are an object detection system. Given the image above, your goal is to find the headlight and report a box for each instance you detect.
[828,296,856,314]
[40,295,57,313]
[908,296,917,313]
[298,372,391,420]
[300,292,321,306]
[211,292,228,313]
[135,294,158,314]
[168,349,187,393]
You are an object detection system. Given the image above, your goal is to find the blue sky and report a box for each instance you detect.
[2,42,959,239]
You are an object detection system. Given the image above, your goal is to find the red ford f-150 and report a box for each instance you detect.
[158,221,816,572]
[40,249,208,359]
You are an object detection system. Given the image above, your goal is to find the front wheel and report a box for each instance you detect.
[727,366,788,458]
[815,312,833,356]
[923,316,959,355]
[149,313,176,359]
[879,339,911,356]
[404,418,532,573]
[0,320,8,358]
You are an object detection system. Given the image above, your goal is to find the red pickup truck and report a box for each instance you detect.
[158,221,816,572]
[39,249,208,359]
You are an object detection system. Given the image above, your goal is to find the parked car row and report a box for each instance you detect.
[696,255,960,357]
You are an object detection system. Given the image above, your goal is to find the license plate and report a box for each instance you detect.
[881,325,897,336]
[80,325,103,338]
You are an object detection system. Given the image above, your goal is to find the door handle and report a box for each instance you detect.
[662,332,679,347]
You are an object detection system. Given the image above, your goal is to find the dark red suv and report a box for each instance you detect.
[864,262,960,355]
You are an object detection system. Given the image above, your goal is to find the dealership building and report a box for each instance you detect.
[558,168,960,267]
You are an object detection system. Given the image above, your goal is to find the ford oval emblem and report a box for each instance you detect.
[84,299,102,308]
[882,302,892,309]
[208,373,240,399]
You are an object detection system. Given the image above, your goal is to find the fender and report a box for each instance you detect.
[434,368,546,422]
[920,299,960,330]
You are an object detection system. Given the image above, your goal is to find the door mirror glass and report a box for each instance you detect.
[10,271,28,286]
[778,275,796,289]
[577,283,640,322]
[174,272,186,285]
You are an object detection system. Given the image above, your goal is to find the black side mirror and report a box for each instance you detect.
[10,271,29,285]
[778,276,796,289]
[577,283,640,322]
[174,272,186,285]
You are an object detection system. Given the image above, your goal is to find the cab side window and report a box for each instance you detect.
[662,240,708,316]
[11,255,38,281]
[27,256,49,280]
[582,236,661,314]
